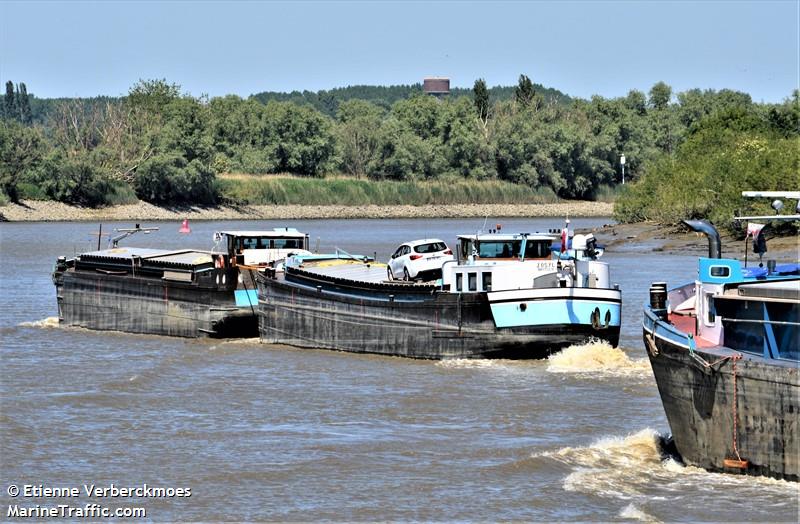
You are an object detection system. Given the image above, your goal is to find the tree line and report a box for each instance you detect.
[1,75,797,228]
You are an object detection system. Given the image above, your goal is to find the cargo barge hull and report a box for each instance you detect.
[644,309,799,481]
[258,268,620,359]
[55,269,257,338]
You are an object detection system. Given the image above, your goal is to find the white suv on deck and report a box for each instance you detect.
[387,239,454,281]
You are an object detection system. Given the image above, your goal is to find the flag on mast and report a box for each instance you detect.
[746,222,765,238]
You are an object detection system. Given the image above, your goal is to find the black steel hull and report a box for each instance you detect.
[54,270,258,338]
[257,272,620,359]
[643,318,799,481]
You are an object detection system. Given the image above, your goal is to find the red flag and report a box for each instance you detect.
[179,219,191,234]
[746,222,764,238]
[560,227,567,253]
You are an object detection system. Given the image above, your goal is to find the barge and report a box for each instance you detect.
[257,223,621,359]
[53,226,313,338]
[642,192,799,481]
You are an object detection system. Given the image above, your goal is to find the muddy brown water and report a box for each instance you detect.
[1,219,797,522]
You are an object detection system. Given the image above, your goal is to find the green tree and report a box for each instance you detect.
[207,95,274,173]
[135,152,217,205]
[624,89,647,116]
[133,95,218,204]
[615,108,799,228]
[368,118,434,180]
[648,82,678,154]
[37,151,113,206]
[17,83,31,124]
[4,81,14,120]
[335,99,384,178]
[648,81,672,111]
[767,90,800,138]
[128,78,181,114]
[392,94,442,140]
[514,74,535,107]
[263,101,336,176]
[473,78,489,127]
[439,97,495,179]
[0,121,44,202]
[494,102,562,190]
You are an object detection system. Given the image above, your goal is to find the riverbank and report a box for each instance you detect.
[0,199,614,222]
[587,222,799,258]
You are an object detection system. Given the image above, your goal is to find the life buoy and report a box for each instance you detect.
[215,255,225,269]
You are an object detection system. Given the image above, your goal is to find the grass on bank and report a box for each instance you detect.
[217,174,561,206]
[2,173,566,208]
[8,179,140,206]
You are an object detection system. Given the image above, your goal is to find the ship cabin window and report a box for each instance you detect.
[459,240,474,261]
[710,266,731,278]
[468,272,477,291]
[482,272,492,292]
[274,237,304,249]
[478,240,521,259]
[704,293,716,326]
[240,237,269,250]
[524,240,551,259]
[716,299,799,361]
[456,273,463,292]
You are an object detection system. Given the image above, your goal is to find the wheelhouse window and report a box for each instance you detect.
[456,273,463,292]
[524,240,551,259]
[241,237,269,250]
[459,240,474,261]
[478,240,521,259]
[274,238,303,249]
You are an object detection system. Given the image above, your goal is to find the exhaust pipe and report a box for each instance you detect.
[683,219,721,259]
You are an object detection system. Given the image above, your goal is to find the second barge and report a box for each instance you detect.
[257,225,621,359]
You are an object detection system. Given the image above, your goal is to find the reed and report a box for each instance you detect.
[217,174,561,206]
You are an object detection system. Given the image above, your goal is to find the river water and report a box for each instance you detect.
[1,218,797,522]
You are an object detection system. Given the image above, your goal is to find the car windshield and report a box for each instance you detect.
[414,242,447,254]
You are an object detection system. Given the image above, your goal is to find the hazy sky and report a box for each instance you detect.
[1,1,797,102]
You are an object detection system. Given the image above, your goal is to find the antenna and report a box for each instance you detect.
[109,224,159,248]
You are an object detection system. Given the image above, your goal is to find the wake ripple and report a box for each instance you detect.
[436,359,506,370]
[547,340,651,377]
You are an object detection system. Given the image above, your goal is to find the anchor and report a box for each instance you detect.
[590,307,612,330]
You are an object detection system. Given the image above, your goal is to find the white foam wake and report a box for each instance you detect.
[547,340,651,377]
[619,503,660,523]
[19,317,60,329]
[533,429,798,508]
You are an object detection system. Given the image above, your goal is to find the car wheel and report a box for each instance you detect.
[403,267,411,281]
[387,267,394,280]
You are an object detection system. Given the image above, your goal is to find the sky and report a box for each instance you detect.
[1,1,797,103]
